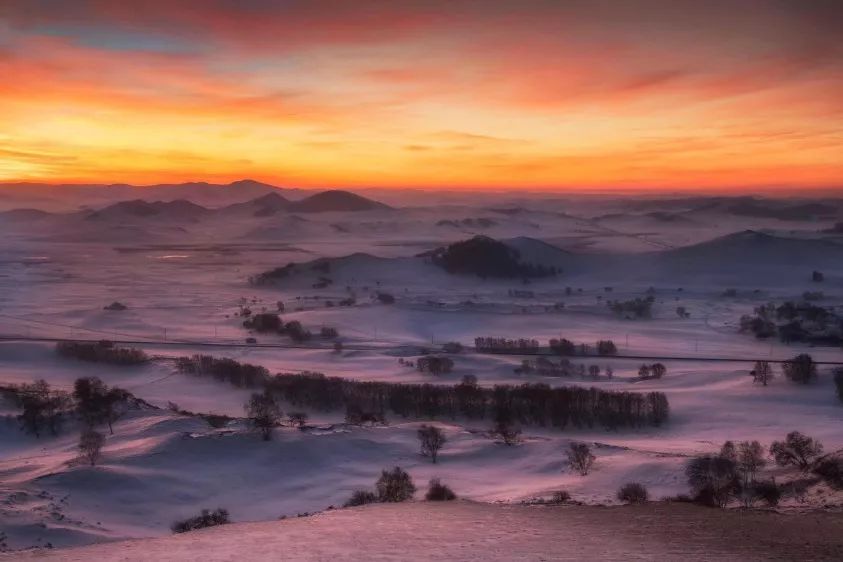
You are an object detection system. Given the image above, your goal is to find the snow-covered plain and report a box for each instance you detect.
[1,187,842,553]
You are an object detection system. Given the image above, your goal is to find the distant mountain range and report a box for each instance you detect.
[0,179,291,211]
[0,189,391,220]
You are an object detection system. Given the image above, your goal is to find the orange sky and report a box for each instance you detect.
[1,1,842,192]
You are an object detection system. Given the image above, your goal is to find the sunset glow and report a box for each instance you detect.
[1,1,842,191]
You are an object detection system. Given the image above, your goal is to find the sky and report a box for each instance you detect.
[1,0,842,192]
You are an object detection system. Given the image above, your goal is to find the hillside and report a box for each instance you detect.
[656,230,843,271]
[9,502,843,561]
[288,190,390,213]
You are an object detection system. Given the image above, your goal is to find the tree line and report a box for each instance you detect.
[175,355,670,431]
[475,337,618,356]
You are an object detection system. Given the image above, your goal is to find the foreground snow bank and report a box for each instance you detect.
[8,501,843,561]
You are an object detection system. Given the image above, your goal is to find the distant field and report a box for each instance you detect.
[9,501,843,561]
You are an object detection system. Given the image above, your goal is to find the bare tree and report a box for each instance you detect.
[737,440,766,485]
[417,425,447,463]
[376,467,416,502]
[244,390,281,441]
[770,431,823,470]
[752,361,774,386]
[719,441,737,463]
[567,442,595,476]
[79,429,105,466]
[686,455,739,507]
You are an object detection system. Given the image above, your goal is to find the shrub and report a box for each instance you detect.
[752,480,783,507]
[770,431,823,470]
[171,509,230,534]
[782,354,817,385]
[550,490,571,503]
[567,442,595,476]
[376,467,416,502]
[344,490,378,507]
[78,429,105,466]
[320,326,339,339]
[376,292,396,304]
[617,482,648,504]
[812,458,843,490]
[425,478,456,501]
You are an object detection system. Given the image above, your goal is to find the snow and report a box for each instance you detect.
[1,189,842,553]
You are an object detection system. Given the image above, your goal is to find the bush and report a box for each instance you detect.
[320,326,339,339]
[834,368,843,404]
[344,490,378,507]
[550,490,571,503]
[617,482,648,504]
[812,457,843,490]
[770,431,823,470]
[567,442,595,476]
[425,478,456,501]
[376,467,416,502]
[752,480,783,506]
[171,509,230,534]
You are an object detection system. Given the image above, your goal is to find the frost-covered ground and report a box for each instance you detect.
[1,190,842,553]
[6,502,843,562]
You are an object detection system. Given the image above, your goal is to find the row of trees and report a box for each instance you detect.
[607,296,655,319]
[549,339,618,357]
[416,356,454,375]
[476,337,618,356]
[740,301,843,345]
[176,356,670,431]
[752,355,821,386]
[2,376,130,439]
[516,357,613,380]
[475,337,540,353]
[56,341,148,365]
[242,313,314,342]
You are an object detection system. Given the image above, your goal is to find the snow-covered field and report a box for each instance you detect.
[1,187,842,553]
